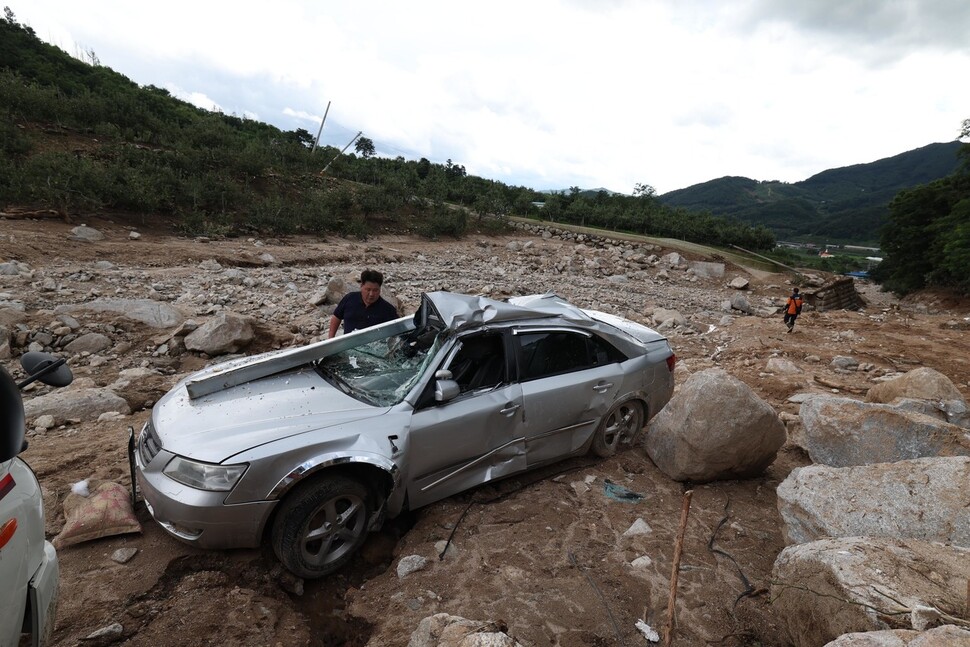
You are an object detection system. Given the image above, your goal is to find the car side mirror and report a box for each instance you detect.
[435,369,453,380]
[435,379,460,403]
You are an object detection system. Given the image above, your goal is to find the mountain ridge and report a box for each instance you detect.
[657,141,964,244]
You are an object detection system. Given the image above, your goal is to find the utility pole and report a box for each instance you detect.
[322,131,362,173]
[312,101,331,153]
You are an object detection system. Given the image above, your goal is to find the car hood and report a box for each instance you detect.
[153,366,387,463]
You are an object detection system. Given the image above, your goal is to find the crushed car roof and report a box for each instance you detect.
[184,291,649,399]
[418,291,592,331]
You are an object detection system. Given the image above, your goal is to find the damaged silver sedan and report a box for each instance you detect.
[130,292,676,578]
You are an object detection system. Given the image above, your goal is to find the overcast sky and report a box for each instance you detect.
[15,1,970,194]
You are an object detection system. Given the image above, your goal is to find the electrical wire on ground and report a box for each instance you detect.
[707,497,757,607]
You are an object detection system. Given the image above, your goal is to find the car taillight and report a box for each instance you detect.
[0,518,16,549]
[666,354,677,372]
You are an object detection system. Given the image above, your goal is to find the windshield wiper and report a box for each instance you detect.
[314,362,381,406]
[315,362,353,395]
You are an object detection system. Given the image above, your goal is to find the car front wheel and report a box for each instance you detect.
[591,400,644,458]
[271,474,371,579]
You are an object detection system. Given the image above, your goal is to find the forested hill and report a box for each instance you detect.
[0,9,777,251]
[658,141,964,245]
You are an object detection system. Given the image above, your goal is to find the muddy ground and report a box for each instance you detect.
[2,214,968,647]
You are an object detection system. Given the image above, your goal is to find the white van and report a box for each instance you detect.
[1,354,69,647]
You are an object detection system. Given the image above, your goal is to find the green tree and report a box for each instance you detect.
[355,135,375,158]
[633,182,656,198]
[874,172,970,294]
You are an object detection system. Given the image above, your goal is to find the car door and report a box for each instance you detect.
[513,328,625,466]
[406,332,525,509]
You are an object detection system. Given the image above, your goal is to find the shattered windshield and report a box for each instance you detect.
[314,330,445,406]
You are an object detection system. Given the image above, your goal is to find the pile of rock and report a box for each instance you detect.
[771,367,970,646]
[641,363,970,644]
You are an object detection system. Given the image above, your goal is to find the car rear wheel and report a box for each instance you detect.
[591,400,644,458]
[271,474,371,579]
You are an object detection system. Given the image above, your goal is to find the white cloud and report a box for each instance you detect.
[17,0,970,193]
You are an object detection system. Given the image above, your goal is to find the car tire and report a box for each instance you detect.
[591,400,644,458]
[271,474,371,579]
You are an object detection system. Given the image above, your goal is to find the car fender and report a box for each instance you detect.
[265,451,400,502]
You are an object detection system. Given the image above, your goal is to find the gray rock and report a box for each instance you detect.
[83,622,123,641]
[831,355,859,370]
[651,308,687,327]
[766,357,802,374]
[407,614,524,647]
[730,294,752,314]
[645,368,786,482]
[23,388,132,425]
[660,252,685,267]
[688,261,725,279]
[772,537,970,647]
[623,518,653,536]
[798,395,970,466]
[68,225,104,242]
[110,547,138,564]
[55,299,184,328]
[866,367,965,405]
[55,314,81,330]
[183,312,254,356]
[892,398,949,421]
[325,275,357,305]
[823,626,970,646]
[64,332,113,354]
[776,456,970,547]
[397,554,429,579]
[728,277,750,290]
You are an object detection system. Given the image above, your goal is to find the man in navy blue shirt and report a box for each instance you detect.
[328,269,399,338]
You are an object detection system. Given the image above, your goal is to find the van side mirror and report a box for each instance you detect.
[20,352,73,388]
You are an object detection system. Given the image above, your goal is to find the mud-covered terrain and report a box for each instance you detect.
[2,214,968,646]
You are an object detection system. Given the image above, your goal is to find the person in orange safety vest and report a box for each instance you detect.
[784,287,804,333]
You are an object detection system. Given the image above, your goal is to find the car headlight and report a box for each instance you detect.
[163,456,247,491]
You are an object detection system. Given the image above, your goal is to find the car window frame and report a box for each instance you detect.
[511,327,601,382]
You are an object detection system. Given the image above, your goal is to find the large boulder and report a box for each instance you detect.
[824,626,970,646]
[55,298,184,328]
[23,387,131,425]
[893,397,970,429]
[645,368,786,482]
[184,312,254,356]
[798,395,970,466]
[866,367,965,404]
[776,456,970,547]
[772,537,970,647]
